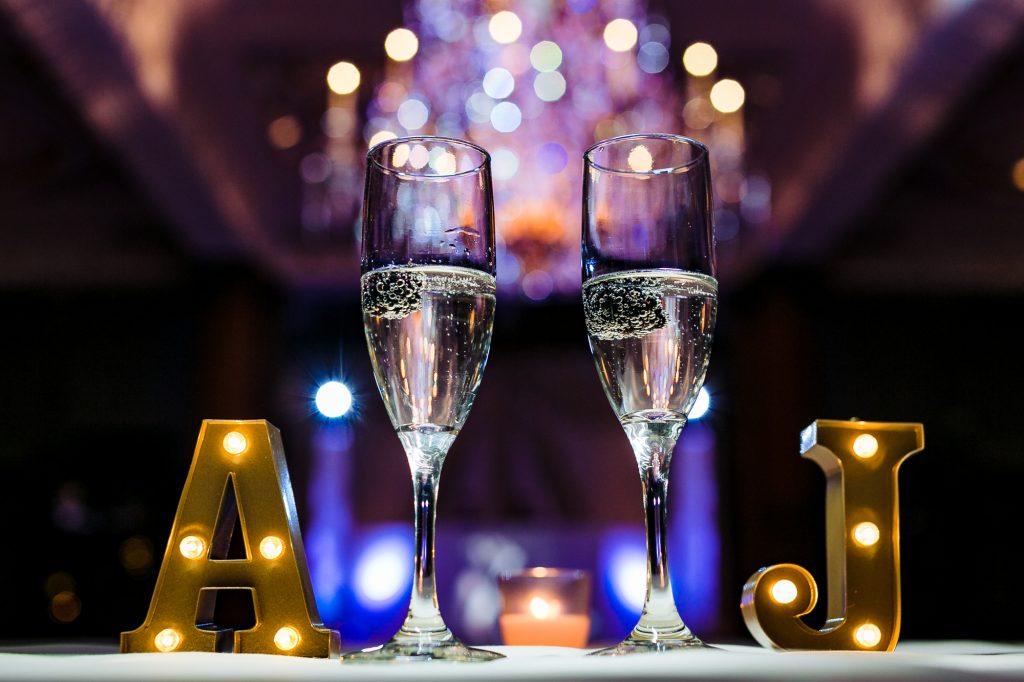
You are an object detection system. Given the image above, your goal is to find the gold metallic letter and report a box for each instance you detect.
[741,419,924,651]
[121,420,340,657]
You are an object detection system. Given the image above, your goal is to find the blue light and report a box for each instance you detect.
[353,530,413,609]
[688,386,711,420]
[315,381,353,418]
[600,527,646,630]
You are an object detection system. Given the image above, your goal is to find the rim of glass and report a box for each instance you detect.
[584,133,708,176]
[367,135,491,179]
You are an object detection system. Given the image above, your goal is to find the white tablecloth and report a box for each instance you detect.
[2,642,1023,681]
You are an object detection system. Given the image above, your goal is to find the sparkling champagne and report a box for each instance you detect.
[362,265,495,453]
[584,270,717,424]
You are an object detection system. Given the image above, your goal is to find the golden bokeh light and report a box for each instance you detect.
[770,579,798,605]
[852,434,879,459]
[683,42,718,77]
[709,78,745,113]
[222,431,248,456]
[154,628,182,652]
[274,626,301,652]
[385,28,419,62]
[852,522,881,547]
[528,596,553,619]
[854,623,882,648]
[266,116,301,150]
[368,130,398,149]
[326,61,360,95]
[1011,158,1024,191]
[603,18,638,52]
[489,11,522,44]
[50,591,82,623]
[260,536,285,560]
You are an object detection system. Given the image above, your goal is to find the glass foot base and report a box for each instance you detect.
[341,639,504,663]
[589,631,708,656]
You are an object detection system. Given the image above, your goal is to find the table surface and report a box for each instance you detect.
[2,641,1024,681]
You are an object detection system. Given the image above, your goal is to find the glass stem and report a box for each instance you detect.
[398,451,451,642]
[625,420,692,641]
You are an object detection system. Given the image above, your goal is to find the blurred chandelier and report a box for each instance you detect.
[304,0,770,299]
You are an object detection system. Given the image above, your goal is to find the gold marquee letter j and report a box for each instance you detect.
[121,420,339,657]
[741,419,924,651]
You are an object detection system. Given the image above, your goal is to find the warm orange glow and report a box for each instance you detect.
[852,434,879,459]
[222,431,248,455]
[260,536,285,560]
[855,623,882,648]
[368,130,397,149]
[1011,159,1024,191]
[267,116,301,150]
[770,579,798,604]
[274,626,301,651]
[179,535,206,560]
[627,145,654,172]
[852,522,881,547]
[154,628,182,652]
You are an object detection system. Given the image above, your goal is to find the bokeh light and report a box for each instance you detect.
[384,28,419,62]
[1012,158,1024,191]
[683,42,718,77]
[266,115,301,150]
[326,61,360,95]
[709,78,745,113]
[367,130,397,149]
[689,386,711,420]
[489,11,522,44]
[603,19,638,52]
[492,148,520,180]
[638,42,670,74]
[530,41,563,72]
[315,381,353,418]
[483,67,515,99]
[354,533,412,607]
[627,144,654,172]
[490,101,522,133]
[397,98,429,130]
[533,71,567,102]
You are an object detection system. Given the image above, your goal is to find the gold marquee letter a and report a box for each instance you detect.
[741,419,924,651]
[121,420,339,657]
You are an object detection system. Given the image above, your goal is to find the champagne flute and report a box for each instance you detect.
[582,134,717,654]
[343,137,501,662]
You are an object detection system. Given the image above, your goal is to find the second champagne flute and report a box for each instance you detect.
[582,134,717,655]
[343,136,501,662]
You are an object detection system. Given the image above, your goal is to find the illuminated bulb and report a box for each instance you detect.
[627,144,654,172]
[326,61,360,95]
[852,434,879,459]
[222,431,248,455]
[384,28,418,62]
[603,19,638,52]
[368,130,397,149]
[178,535,206,560]
[274,626,301,652]
[854,623,882,648]
[528,596,552,619]
[489,11,522,44]
[683,42,718,77]
[709,79,745,113]
[770,579,798,604]
[260,536,285,560]
[852,522,881,547]
[154,628,182,652]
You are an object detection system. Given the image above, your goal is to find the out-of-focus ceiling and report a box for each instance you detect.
[1,0,1022,291]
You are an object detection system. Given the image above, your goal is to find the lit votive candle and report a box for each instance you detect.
[498,568,591,648]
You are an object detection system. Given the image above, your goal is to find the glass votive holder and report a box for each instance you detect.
[497,568,591,648]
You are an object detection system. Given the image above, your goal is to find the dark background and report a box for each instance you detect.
[1,0,1022,645]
